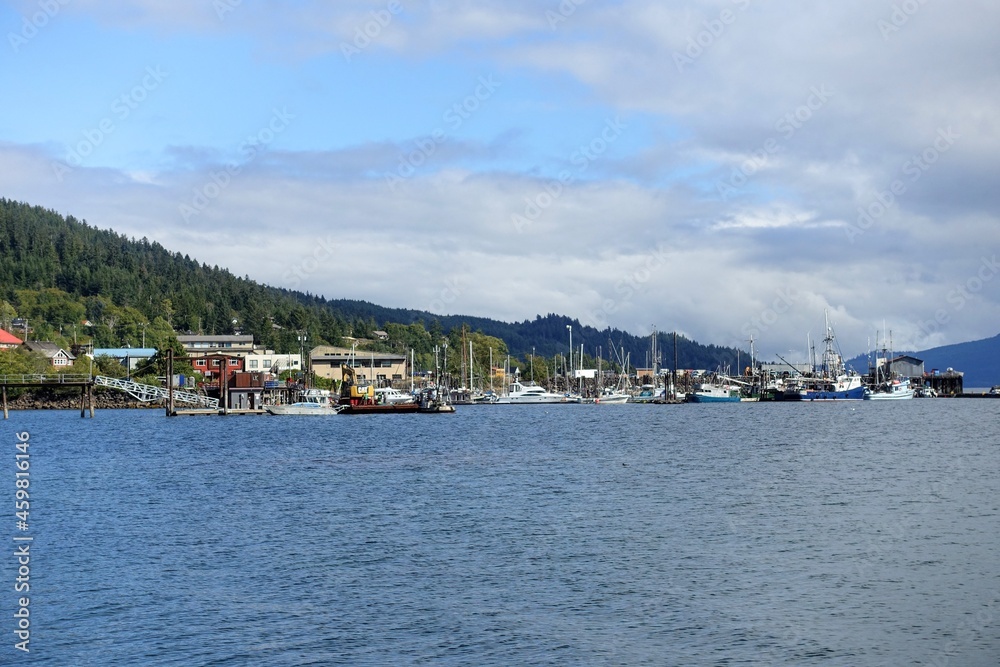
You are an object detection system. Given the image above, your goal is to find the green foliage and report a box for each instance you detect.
[0,198,749,369]
[0,348,48,376]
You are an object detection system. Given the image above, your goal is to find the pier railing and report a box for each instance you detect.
[93,376,219,409]
[0,374,92,384]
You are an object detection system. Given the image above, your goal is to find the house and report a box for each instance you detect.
[23,341,76,367]
[0,329,23,350]
[310,346,407,385]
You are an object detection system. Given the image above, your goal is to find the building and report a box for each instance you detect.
[23,341,76,367]
[310,346,407,385]
[242,351,302,374]
[176,334,255,355]
[92,347,157,372]
[0,329,22,349]
[887,355,925,379]
[189,353,244,383]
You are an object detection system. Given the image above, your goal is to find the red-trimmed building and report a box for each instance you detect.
[0,329,23,350]
[189,353,244,384]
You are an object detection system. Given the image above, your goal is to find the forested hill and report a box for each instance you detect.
[0,198,746,369]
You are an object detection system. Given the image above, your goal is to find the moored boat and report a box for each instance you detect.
[495,380,572,404]
[864,378,915,400]
[266,389,342,415]
[338,364,419,414]
[687,382,741,403]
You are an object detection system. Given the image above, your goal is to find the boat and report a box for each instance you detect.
[338,365,419,414]
[266,389,342,415]
[373,387,416,404]
[864,378,915,400]
[494,380,572,404]
[687,380,741,403]
[795,312,866,401]
[416,387,456,413]
[632,384,659,403]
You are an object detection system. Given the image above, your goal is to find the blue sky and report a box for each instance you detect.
[2,0,999,361]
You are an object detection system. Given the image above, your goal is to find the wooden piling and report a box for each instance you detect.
[2,385,7,419]
[80,385,86,418]
[166,349,175,416]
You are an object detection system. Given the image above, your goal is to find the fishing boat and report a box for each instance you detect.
[265,389,342,415]
[687,384,741,403]
[864,378,915,400]
[796,313,866,401]
[687,380,741,403]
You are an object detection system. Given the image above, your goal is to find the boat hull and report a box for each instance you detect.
[688,394,741,403]
[800,385,866,401]
[266,404,341,415]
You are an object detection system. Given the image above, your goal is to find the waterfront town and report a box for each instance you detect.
[0,323,980,415]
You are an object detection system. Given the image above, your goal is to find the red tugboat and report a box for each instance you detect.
[338,365,419,414]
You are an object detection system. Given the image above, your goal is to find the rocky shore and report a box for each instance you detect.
[3,388,158,411]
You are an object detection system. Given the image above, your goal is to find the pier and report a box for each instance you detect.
[0,374,95,418]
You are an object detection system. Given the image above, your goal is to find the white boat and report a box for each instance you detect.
[373,387,416,405]
[593,391,630,404]
[266,389,342,415]
[864,378,914,400]
[495,380,572,404]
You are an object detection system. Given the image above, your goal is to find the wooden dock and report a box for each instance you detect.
[0,374,95,418]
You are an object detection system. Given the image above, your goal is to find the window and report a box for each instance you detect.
[212,360,221,367]
[249,360,258,369]
[195,359,206,367]
[229,359,239,366]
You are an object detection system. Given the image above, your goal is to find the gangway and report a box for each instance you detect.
[93,376,219,409]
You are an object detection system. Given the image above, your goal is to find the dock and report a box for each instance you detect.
[0,374,95,418]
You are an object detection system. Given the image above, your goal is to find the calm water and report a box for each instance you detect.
[1,400,998,665]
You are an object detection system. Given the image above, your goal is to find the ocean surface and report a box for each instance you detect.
[1,400,998,666]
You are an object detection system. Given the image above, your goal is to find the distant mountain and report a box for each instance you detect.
[845,333,1000,388]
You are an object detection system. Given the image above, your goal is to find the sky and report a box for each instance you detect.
[2,0,998,362]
